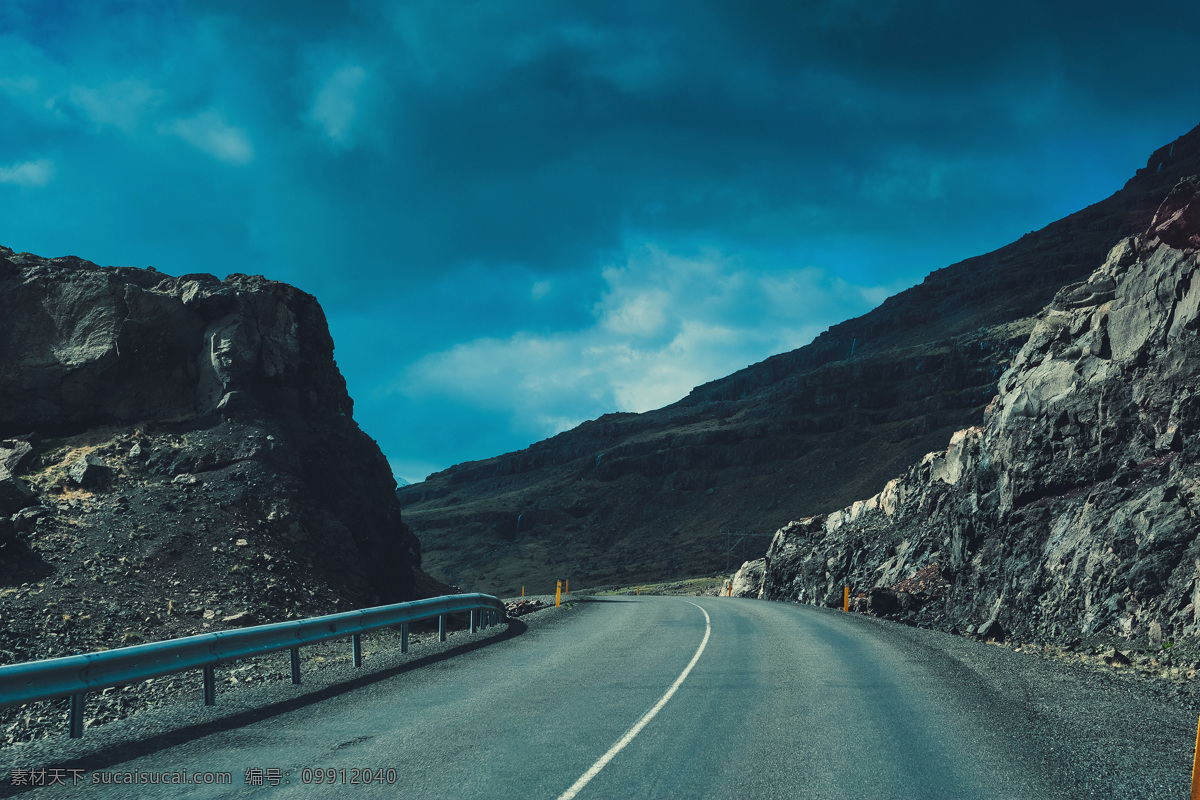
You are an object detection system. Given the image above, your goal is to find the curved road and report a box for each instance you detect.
[7,596,1194,798]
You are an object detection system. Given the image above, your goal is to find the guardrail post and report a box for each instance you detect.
[203,665,216,706]
[290,647,301,684]
[69,692,85,738]
[401,622,409,653]
[470,608,479,633]
[352,633,362,668]
[439,614,447,642]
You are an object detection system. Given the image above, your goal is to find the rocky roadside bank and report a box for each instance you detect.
[730,553,1200,712]
[730,175,1200,664]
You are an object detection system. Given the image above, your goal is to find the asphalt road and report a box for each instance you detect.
[4,596,1196,798]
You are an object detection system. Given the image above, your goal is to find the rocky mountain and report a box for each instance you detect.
[0,250,425,666]
[398,123,1200,597]
[745,173,1200,650]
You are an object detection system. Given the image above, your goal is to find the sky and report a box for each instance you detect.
[1,1,1198,484]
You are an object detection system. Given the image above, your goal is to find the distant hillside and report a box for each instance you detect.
[397,123,1200,597]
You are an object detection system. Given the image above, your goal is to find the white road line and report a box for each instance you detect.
[556,600,712,800]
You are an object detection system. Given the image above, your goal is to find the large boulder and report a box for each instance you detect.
[68,454,112,488]
[0,246,421,605]
[0,439,34,478]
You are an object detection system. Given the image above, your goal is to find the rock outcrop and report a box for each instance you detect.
[730,559,766,598]
[757,176,1200,647]
[399,122,1200,597]
[0,248,422,665]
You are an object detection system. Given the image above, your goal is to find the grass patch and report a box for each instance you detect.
[591,576,728,597]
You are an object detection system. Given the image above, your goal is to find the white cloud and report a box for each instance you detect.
[309,65,368,145]
[0,74,39,97]
[531,280,552,299]
[164,110,254,165]
[68,79,163,133]
[600,285,670,335]
[396,243,889,441]
[0,159,53,187]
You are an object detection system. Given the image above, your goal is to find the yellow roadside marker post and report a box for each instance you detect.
[844,586,849,612]
[556,580,562,608]
[1191,714,1200,799]
[566,579,569,595]
[636,587,639,596]
[521,586,525,598]
[727,581,732,597]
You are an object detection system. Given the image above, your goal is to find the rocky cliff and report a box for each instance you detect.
[754,175,1200,648]
[399,123,1200,597]
[0,249,423,664]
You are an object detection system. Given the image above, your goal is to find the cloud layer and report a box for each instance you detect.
[398,245,887,439]
[1,0,1197,482]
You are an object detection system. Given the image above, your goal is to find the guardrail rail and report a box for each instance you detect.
[0,592,507,738]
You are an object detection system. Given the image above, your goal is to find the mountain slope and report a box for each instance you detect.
[398,123,1200,597]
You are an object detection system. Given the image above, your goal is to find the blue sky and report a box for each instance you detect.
[2,1,1198,484]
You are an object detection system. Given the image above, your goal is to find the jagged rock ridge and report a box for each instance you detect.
[399,122,1200,597]
[753,175,1200,647]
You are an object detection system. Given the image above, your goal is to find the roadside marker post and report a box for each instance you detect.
[521,586,525,598]
[566,579,569,595]
[556,580,562,608]
[1191,714,1200,799]
[844,586,849,612]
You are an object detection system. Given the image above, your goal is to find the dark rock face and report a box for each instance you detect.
[758,176,1200,647]
[0,248,420,612]
[0,259,352,430]
[399,123,1200,597]
[0,477,35,516]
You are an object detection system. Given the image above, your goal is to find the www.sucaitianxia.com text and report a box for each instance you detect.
[8,768,234,787]
[9,765,400,788]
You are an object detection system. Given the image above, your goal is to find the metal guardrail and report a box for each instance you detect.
[0,592,506,738]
